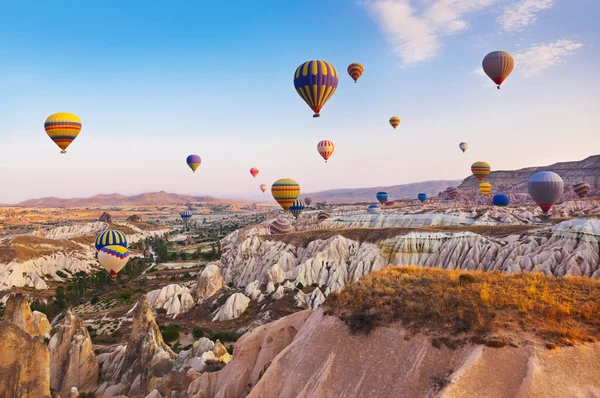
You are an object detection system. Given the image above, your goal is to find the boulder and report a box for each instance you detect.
[98,212,112,223]
[126,215,142,222]
[212,293,250,322]
[195,264,224,300]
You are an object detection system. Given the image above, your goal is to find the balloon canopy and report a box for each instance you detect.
[186,155,201,173]
[417,193,427,203]
[95,230,128,251]
[289,199,305,219]
[98,245,130,278]
[376,192,388,205]
[573,182,591,198]
[270,219,292,235]
[347,63,364,83]
[528,171,564,213]
[317,140,335,163]
[271,178,300,210]
[293,60,338,117]
[482,51,515,89]
[493,194,510,207]
[44,112,82,154]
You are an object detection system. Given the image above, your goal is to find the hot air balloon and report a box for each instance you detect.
[98,245,130,278]
[293,60,338,117]
[270,219,292,235]
[347,62,364,83]
[418,193,427,203]
[572,182,590,198]
[260,184,268,193]
[479,182,492,196]
[444,197,452,201]
[186,155,201,173]
[376,192,388,205]
[528,171,564,214]
[389,116,400,130]
[95,230,128,251]
[482,51,514,89]
[304,197,312,206]
[271,178,300,210]
[493,194,510,207]
[250,168,259,178]
[385,201,395,207]
[446,187,459,200]
[367,205,380,213]
[471,162,491,182]
[290,199,305,219]
[459,142,468,153]
[44,112,82,154]
[180,210,192,221]
[317,140,335,163]
[317,211,331,222]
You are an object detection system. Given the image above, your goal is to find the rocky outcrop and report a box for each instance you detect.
[146,284,195,318]
[0,321,51,398]
[174,338,232,372]
[2,293,51,337]
[212,293,250,322]
[98,212,112,223]
[195,264,223,300]
[48,310,99,396]
[126,214,143,222]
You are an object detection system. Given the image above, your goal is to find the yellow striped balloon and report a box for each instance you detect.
[471,161,491,182]
[347,62,364,83]
[479,182,492,195]
[271,178,300,210]
[293,60,338,118]
[389,116,400,130]
[44,112,82,153]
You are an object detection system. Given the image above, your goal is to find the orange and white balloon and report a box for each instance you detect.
[260,184,267,193]
[317,140,335,163]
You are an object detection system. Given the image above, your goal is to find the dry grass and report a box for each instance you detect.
[0,236,84,263]
[325,266,600,346]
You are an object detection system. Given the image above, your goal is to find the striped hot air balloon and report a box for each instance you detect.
[317,140,335,163]
[250,167,259,178]
[317,211,331,222]
[572,182,590,198]
[44,112,82,154]
[271,178,300,210]
[493,194,510,207]
[389,116,400,130]
[293,60,338,118]
[289,199,305,219]
[446,187,459,200]
[482,51,514,89]
[528,171,564,213]
[180,210,192,221]
[459,142,468,153]
[385,201,395,207]
[186,154,201,173]
[95,230,128,251]
[376,192,388,205]
[418,193,427,203]
[367,205,380,213]
[347,62,364,83]
[270,219,292,235]
[471,162,491,182]
[479,182,492,195]
[98,245,130,278]
[260,184,268,193]
[304,197,312,206]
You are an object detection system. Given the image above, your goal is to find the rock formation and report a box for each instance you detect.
[0,321,51,398]
[126,214,143,222]
[195,264,224,300]
[212,293,250,322]
[98,212,112,223]
[174,338,232,372]
[48,310,99,396]
[2,293,51,337]
[146,284,195,318]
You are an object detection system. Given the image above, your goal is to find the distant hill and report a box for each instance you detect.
[17,191,245,208]
[303,180,462,204]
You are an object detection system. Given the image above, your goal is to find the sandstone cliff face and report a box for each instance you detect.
[48,310,99,396]
[3,293,51,337]
[0,321,51,398]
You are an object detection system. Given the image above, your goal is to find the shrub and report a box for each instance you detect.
[346,312,378,335]
[91,296,99,305]
[193,328,205,339]
[204,359,227,373]
[160,324,180,343]
[296,282,304,290]
[210,330,241,342]
[56,270,68,278]
[458,273,476,285]
[227,282,234,288]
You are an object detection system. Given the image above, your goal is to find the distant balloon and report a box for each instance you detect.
[95,230,128,251]
[376,192,388,205]
[270,219,292,235]
[446,187,459,200]
[389,116,400,130]
[186,155,201,173]
[317,211,331,222]
[304,197,312,206]
[417,193,427,203]
[572,182,590,198]
[180,210,192,221]
[250,168,259,178]
[385,201,395,207]
[44,112,82,154]
[289,199,305,219]
[367,205,380,213]
[479,182,492,196]
[482,51,514,89]
[493,194,510,207]
[528,171,564,214]
[317,140,335,163]
[443,197,452,201]
[347,63,364,83]
[260,184,268,193]
[271,178,300,210]
[294,60,338,117]
[471,162,491,182]
[98,245,130,278]
[459,142,468,153]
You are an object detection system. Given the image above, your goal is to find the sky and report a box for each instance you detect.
[0,0,598,203]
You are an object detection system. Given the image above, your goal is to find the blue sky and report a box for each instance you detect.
[0,0,598,203]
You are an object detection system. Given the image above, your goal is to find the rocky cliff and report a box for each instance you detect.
[2,293,51,337]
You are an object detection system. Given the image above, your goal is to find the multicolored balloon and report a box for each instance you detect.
[572,182,590,198]
[271,178,300,210]
[186,155,201,173]
[493,194,510,207]
[98,245,130,278]
[95,230,128,251]
[44,112,82,154]
[528,172,564,213]
[479,182,492,196]
[459,142,468,153]
[260,184,268,193]
[317,140,335,163]
[367,205,380,213]
[385,201,395,207]
[471,162,491,182]
[376,192,388,205]
[304,197,312,206]
[347,62,364,83]
[250,168,259,178]
[293,60,338,118]
[446,187,459,200]
[482,51,514,89]
[289,199,305,219]
[270,219,292,235]
[317,211,331,222]
[180,210,192,221]
[417,193,427,203]
[389,116,400,130]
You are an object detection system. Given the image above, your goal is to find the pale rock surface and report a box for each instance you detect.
[195,264,224,300]
[212,293,250,322]
[295,288,326,310]
[48,310,99,396]
[265,281,275,294]
[2,293,51,337]
[146,284,195,318]
[271,285,285,300]
[244,280,262,300]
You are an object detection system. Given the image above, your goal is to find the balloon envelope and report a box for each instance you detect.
[250,168,259,178]
[389,116,400,129]
[482,51,514,89]
[317,140,335,163]
[272,178,300,210]
[290,199,305,219]
[95,230,128,251]
[304,197,312,206]
[471,162,491,182]
[186,155,201,173]
[376,192,388,205]
[98,245,130,278]
[180,210,192,221]
[417,193,427,203]
[270,219,292,235]
[44,112,82,153]
[294,60,338,117]
[493,194,510,207]
[459,142,468,153]
[367,205,380,213]
[317,211,331,222]
[385,201,395,207]
[347,62,364,82]
[260,184,268,193]
[479,182,492,196]
[446,187,459,200]
[572,182,590,198]
[528,171,564,213]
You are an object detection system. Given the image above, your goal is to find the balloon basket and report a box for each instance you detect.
[60,150,67,154]
[313,113,320,118]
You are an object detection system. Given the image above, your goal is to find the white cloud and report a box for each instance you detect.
[499,0,553,31]
[514,39,583,77]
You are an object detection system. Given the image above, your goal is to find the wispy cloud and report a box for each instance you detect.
[499,0,553,31]
[514,39,582,77]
